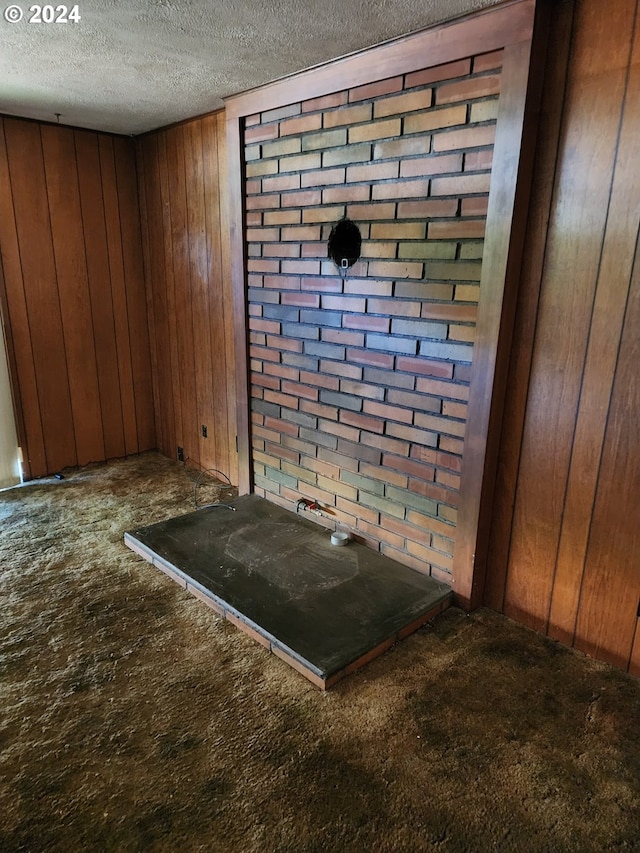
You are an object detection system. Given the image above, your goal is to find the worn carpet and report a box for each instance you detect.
[1,452,638,852]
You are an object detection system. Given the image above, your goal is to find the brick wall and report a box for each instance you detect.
[243,49,503,582]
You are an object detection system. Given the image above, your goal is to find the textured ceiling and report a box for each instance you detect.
[0,0,500,136]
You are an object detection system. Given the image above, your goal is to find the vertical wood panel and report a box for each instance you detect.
[485,0,575,612]
[158,132,184,455]
[549,16,640,645]
[113,136,156,452]
[573,243,640,667]
[136,137,168,457]
[216,111,239,486]
[41,125,105,465]
[0,120,46,478]
[98,135,139,456]
[502,0,637,631]
[3,119,76,473]
[0,117,154,477]
[487,0,640,673]
[136,112,237,484]
[74,129,126,460]
[184,120,215,469]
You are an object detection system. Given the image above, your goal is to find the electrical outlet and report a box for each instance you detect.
[177,446,184,462]
[201,425,208,438]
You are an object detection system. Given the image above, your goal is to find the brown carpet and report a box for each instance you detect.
[1,452,638,852]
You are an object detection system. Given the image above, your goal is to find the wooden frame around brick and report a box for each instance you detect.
[224,0,546,609]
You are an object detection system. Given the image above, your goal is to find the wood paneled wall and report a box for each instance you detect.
[0,117,155,478]
[136,113,238,484]
[486,0,640,674]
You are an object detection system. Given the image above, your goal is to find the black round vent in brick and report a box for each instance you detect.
[328,217,362,271]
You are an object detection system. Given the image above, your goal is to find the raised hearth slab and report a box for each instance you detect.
[124,494,451,689]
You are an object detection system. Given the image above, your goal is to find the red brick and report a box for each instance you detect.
[245,123,279,144]
[263,416,297,437]
[247,259,279,274]
[346,202,396,220]
[343,314,390,332]
[397,356,453,379]
[319,419,359,442]
[405,59,471,88]
[281,380,319,401]
[372,178,430,200]
[349,77,403,102]
[262,174,301,192]
[382,454,435,481]
[397,199,458,219]
[249,318,280,335]
[263,243,300,259]
[245,113,260,126]
[360,433,410,456]
[366,298,419,318]
[436,74,501,105]
[436,450,463,472]
[433,124,496,152]
[246,178,262,195]
[439,435,464,455]
[347,160,399,183]
[246,211,263,226]
[363,400,413,423]
[301,400,338,420]
[321,294,365,312]
[465,149,494,171]
[303,205,345,223]
[415,376,468,401]
[279,113,323,136]
[301,242,325,258]
[428,219,485,239]
[436,469,461,490]
[302,91,348,112]
[421,302,478,322]
[345,278,393,297]
[250,345,280,363]
[359,462,408,488]
[406,508,456,539]
[323,185,370,204]
[324,103,372,127]
[281,189,322,208]
[263,275,301,291]
[373,137,431,160]
[300,277,343,293]
[264,362,299,381]
[375,88,433,119]
[246,227,280,242]
[359,519,405,549]
[399,153,462,178]
[301,167,346,187]
[339,410,384,434]
[246,194,280,211]
[281,291,319,307]
[280,225,321,242]
[263,209,301,226]
[279,152,322,173]
[347,348,394,369]
[282,259,321,275]
[320,359,362,380]
[349,118,401,143]
[270,336,303,353]
[361,241,398,259]
[431,173,491,196]
[461,196,489,216]
[302,455,341,479]
[404,105,466,135]
[473,50,504,73]
[264,389,300,409]
[300,370,339,390]
[368,260,423,279]
[406,539,454,570]
[252,372,280,391]
[322,328,365,347]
